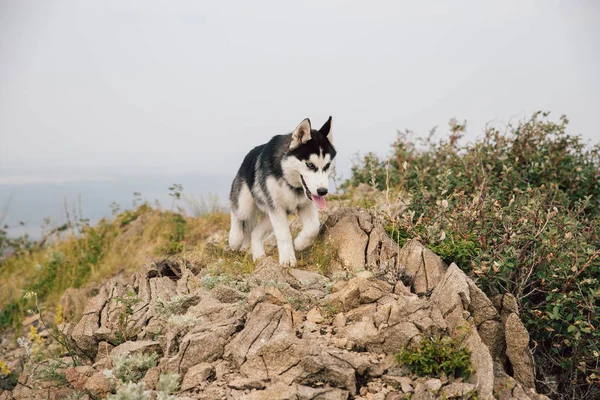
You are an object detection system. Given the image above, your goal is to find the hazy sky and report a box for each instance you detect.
[1,0,599,181]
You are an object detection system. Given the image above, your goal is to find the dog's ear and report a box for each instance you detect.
[319,116,333,144]
[290,118,312,149]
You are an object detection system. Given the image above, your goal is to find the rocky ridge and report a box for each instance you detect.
[0,208,547,400]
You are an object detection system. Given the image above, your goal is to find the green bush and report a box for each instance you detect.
[346,112,600,398]
[395,334,473,379]
[112,353,158,383]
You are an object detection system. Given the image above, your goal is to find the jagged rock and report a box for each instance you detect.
[169,323,237,374]
[181,363,213,391]
[424,378,442,393]
[397,239,446,295]
[333,312,346,328]
[322,209,369,271]
[330,277,392,311]
[505,313,536,389]
[64,366,96,390]
[239,382,349,400]
[431,263,494,399]
[492,293,520,318]
[58,288,88,322]
[227,377,267,390]
[382,375,413,393]
[438,382,477,398]
[211,285,247,303]
[366,224,403,279]
[110,340,162,359]
[141,366,160,390]
[306,307,324,323]
[69,289,109,358]
[83,371,115,398]
[225,301,297,367]
[289,268,331,291]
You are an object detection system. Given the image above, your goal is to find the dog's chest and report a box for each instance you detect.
[269,178,309,212]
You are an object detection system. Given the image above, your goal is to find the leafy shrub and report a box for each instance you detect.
[346,112,600,398]
[395,334,473,379]
[157,373,180,400]
[112,353,158,383]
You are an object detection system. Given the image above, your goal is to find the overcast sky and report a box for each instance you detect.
[1,0,599,181]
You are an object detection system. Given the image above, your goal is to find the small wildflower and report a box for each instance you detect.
[54,304,64,326]
[0,360,11,377]
[23,291,36,300]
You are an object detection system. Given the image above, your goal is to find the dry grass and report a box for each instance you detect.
[0,204,230,330]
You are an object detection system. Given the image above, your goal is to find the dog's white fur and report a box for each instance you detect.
[229,118,335,266]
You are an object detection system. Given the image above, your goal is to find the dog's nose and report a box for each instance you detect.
[317,188,328,196]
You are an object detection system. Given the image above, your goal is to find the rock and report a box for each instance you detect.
[228,377,267,390]
[505,313,536,389]
[211,285,247,303]
[438,382,477,398]
[173,326,234,374]
[323,210,369,271]
[58,288,89,322]
[238,382,349,400]
[181,363,213,391]
[382,375,413,393]
[492,293,519,318]
[83,371,115,398]
[397,239,446,295]
[110,340,162,360]
[338,316,379,348]
[356,270,374,279]
[430,263,470,319]
[478,319,506,363]
[366,321,421,354]
[289,268,331,291]
[69,291,108,357]
[64,366,96,390]
[424,378,442,393]
[330,277,392,312]
[393,281,412,297]
[431,264,495,399]
[225,302,296,366]
[141,366,160,391]
[333,312,346,328]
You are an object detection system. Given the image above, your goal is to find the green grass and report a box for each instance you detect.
[395,334,473,380]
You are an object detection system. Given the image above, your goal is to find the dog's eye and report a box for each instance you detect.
[306,162,315,170]
[324,163,331,171]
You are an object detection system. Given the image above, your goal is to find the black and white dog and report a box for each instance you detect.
[229,117,336,266]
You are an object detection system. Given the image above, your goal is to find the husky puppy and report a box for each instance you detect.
[229,117,336,266]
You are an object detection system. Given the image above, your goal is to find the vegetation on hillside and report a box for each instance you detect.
[344,112,600,399]
[0,190,229,331]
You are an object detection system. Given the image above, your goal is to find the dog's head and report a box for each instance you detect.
[284,116,337,211]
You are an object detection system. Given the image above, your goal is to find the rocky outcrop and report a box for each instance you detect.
[1,207,548,400]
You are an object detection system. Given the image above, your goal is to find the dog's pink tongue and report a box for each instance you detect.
[311,195,327,211]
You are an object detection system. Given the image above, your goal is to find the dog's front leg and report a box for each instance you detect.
[268,210,296,266]
[294,203,320,252]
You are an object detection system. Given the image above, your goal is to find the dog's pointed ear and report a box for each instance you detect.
[290,118,312,149]
[319,116,333,144]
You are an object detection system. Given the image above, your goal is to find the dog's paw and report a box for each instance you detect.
[252,250,266,261]
[294,236,312,252]
[278,253,297,267]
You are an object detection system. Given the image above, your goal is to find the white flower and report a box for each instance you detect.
[439,231,446,241]
[441,199,449,209]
